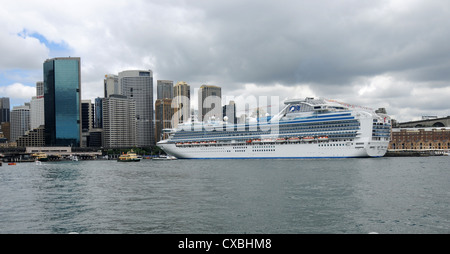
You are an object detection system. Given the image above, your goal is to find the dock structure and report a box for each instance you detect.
[386,149,449,157]
[0,147,102,162]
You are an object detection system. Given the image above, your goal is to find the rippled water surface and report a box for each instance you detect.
[1,157,449,233]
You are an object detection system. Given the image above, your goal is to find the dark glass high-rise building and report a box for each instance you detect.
[0,97,10,123]
[43,57,81,147]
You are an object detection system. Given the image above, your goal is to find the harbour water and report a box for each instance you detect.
[0,157,449,234]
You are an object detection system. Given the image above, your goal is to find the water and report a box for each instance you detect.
[0,157,449,234]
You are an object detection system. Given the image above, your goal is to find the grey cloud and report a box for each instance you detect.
[143,0,450,91]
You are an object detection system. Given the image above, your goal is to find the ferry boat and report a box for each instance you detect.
[157,97,391,159]
[32,152,48,162]
[117,150,141,162]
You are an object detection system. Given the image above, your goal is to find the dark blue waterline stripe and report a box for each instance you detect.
[178,156,379,160]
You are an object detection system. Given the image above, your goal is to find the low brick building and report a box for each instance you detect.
[389,127,450,150]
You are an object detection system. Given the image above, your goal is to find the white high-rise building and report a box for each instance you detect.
[104,74,119,98]
[10,105,30,142]
[30,96,44,130]
[102,95,136,148]
[119,70,154,146]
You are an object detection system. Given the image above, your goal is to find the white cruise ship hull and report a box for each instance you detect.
[158,140,389,159]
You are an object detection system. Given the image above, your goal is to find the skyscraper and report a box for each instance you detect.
[30,81,45,130]
[10,105,30,142]
[198,85,222,122]
[155,98,173,143]
[94,97,103,129]
[173,81,190,128]
[104,74,119,98]
[102,95,136,148]
[157,80,174,100]
[81,100,94,147]
[43,57,81,147]
[119,70,154,146]
[223,100,237,124]
[0,97,10,123]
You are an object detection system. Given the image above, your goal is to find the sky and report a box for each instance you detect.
[1,0,450,122]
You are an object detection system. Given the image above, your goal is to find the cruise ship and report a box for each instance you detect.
[157,97,391,159]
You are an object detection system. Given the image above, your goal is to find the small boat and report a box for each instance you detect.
[117,150,141,162]
[152,155,177,160]
[8,162,16,165]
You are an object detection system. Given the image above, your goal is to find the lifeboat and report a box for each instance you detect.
[276,138,286,143]
[252,139,261,143]
[262,138,274,143]
[302,136,315,142]
[246,140,252,143]
[209,141,217,144]
[318,136,329,141]
[288,137,300,142]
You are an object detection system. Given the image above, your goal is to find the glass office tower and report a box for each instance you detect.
[43,57,81,147]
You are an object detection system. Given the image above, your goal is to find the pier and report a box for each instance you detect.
[385,149,449,157]
[0,147,102,162]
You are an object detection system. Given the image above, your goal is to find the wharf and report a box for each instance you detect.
[385,149,449,157]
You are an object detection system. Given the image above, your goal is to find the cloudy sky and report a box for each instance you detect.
[1,0,449,122]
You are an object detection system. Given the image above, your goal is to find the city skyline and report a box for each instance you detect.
[1,1,450,123]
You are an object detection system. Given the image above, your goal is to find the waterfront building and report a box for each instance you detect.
[88,128,103,147]
[198,85,222,122]
[10,105,30,142]
[17,125,45,147]
[155,98,174,142]
[389,127,450,150]
[43,57,81,147]
[104,74,119,98]
[119,70,154,147]
[0,97,10,123]
[173,81,190,129]
[157,80,174,100]
[0,122,10,141]
[102,94,136,148]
